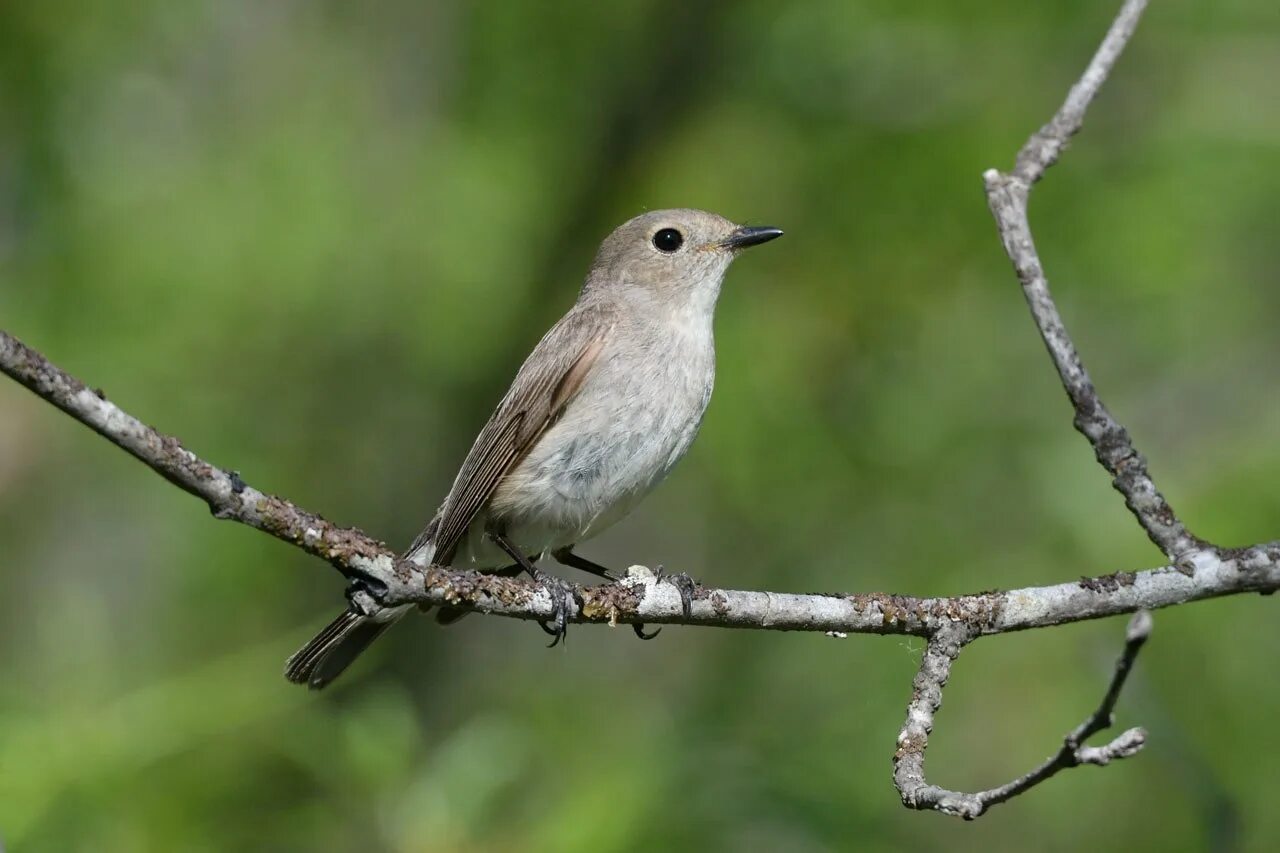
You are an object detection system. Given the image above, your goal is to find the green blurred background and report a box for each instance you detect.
[1,0,1278,850]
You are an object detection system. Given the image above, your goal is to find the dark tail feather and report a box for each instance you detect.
[285,610,396,690]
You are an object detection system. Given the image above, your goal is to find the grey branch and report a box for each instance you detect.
[2,327,1275,637]
[892,0,1225,817]
[1,0,1276,821]
[0,330,395,578]
[984,0,1197,562]
[895,613,1152,819]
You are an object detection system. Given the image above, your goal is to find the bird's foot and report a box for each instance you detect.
[528,567,575,648]
[628,566,698,640]
[344,572,389,613]
[486,531,576,647]
[654,565,697,619]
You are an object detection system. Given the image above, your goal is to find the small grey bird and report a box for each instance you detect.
[285,209,782,688]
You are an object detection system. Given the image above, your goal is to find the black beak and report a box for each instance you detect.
[721,225,784,251]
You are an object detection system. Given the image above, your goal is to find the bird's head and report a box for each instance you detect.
[583,208,783,311]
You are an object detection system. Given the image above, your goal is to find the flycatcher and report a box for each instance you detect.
[286,209,782,688]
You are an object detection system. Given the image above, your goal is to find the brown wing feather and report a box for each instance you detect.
[419,304,612,564]
[550,336,605,417]
[431,415,523,560]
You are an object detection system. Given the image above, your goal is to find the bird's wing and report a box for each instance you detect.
[408,303,612,564]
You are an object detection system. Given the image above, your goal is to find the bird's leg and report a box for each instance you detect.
[551,547,617,581]
[490,531,573,647]
[552,547,660,640]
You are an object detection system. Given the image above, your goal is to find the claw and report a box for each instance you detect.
[530,569,572,648]
[486,530,574,646]
[653,565,697,619]
[633,623,661,640]
[671,574,695,619]
[543,603,567,648]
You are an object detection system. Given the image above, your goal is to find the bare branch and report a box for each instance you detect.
[368,545,1280,635]
[888,0,1261,818]
[967,612,1152,810]
[1010,0,1150,186]
[3,327,1278,641]
[887,0,1205,818]
[3,324,1277,640]
[894,612,1152,819]
[0,330,396,578]
[984,0,1199,561]
[892,625,977,817]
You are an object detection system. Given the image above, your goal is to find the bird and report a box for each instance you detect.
[285,208,782,688]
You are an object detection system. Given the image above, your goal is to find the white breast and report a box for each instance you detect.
[458,310,715,567]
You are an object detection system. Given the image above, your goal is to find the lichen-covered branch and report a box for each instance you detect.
[892,624,975,816]
[984,0,1197,561]
[357,543,1280,635]
[889,0,1234,818]
[0,330,395,578]
[3,324,1277,642]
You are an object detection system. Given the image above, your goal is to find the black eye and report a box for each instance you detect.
[652,228,683,253]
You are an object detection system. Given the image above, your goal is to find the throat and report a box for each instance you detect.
[662,289,718,344]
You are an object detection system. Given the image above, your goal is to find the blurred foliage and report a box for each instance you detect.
[1,0,1278,850]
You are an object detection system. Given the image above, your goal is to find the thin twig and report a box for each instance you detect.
[973,610,1152,812]
[1010,0,1152,186]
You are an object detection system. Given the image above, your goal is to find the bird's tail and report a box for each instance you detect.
[285,528,439,688]
[284,606,407,690]
[285,526,440,689]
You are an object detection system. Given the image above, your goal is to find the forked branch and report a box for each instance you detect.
[894,613,1152,818]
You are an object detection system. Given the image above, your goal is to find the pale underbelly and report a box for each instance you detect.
[451,393,704,568]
